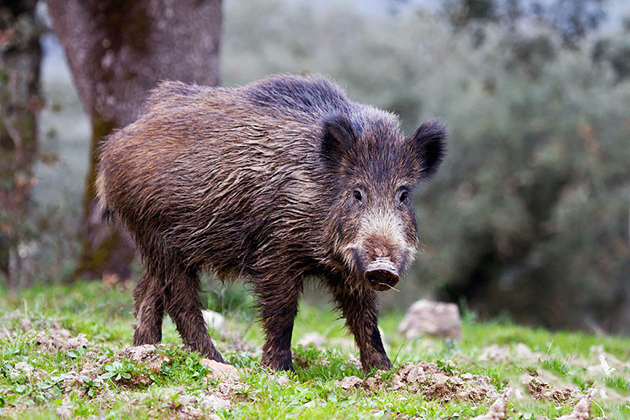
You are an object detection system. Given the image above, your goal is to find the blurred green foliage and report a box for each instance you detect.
[5,0,627,335]
[222,0,630,333]
[440,0,606,45]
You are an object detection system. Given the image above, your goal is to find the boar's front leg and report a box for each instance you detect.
[254,276,303,371]
[331,285,391,372]
[165,266,224,362]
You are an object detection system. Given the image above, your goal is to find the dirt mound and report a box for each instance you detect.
[62,344,168,394]
[35,329,88,352]
[115,344,171,372]
[470,391,511,420]
[478,343,541,363]
[555,391,596,420]
[336,361,498,404]
[0,311,89,352]
[522,374,578,403]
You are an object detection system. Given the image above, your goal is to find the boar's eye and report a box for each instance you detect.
[397,189,410,205]
[353,190,363,202]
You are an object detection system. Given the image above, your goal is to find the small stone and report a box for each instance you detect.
[329,337,356,351]
[202,310,225,331]
[14,362,33,375]
[275,374,290,386]
[200,359,239,379]
[514,343,538,361]
[298,332,325,349]
[398,299,462,339]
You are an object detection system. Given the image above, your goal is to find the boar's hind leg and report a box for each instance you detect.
[133,272,165,345]
[255,278,303,371]
[165,267,224,362]
[332,286,391,373]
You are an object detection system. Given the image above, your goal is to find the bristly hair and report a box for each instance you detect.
[245,73,351,116]
[96,73,448,373]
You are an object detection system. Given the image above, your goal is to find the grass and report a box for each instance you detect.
[1,281,630,419]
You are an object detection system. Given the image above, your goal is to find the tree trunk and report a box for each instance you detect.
[0,0,42,289]
[46,0,222,282]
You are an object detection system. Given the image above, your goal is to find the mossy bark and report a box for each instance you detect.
[0,0,42,288]
[72,117,135,282]
[47,0,222,282]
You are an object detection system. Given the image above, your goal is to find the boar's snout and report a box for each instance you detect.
[364,258,400,291]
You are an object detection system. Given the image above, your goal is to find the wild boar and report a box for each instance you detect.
[96,74,447,372]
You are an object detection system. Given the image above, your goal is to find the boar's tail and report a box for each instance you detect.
[101,206,114,222]
[94,169,114,223]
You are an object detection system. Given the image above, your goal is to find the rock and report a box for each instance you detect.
[398,299,462,339]
[202,310,225,331]
[329,337,356,351]
[200,359,239,379]
[298,332,325,349]
[14,362,34,375]
[514,343,539,361]
[274,374,290,386]
[298,332,356,352]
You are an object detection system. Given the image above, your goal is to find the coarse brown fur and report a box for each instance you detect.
[96,74,447,372]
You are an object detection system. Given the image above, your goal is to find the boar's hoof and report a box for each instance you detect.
[261,351,295,372]
[365,267,399,291]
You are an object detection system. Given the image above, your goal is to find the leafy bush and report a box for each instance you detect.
[222,0,630,333]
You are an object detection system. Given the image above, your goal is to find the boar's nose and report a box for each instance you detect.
[365,259,400,291]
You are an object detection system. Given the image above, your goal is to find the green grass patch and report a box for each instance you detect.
[1,280,629,419]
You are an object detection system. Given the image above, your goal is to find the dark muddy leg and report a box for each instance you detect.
[255,277,303,371]
[331,285,391,372]
[165,267,224,362]
[133,272,165,345]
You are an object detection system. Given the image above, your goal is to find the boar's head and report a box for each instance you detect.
[321,111,447,291]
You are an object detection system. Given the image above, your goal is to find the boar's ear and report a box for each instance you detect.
[321,114,356,170]
[406,119,448,180]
